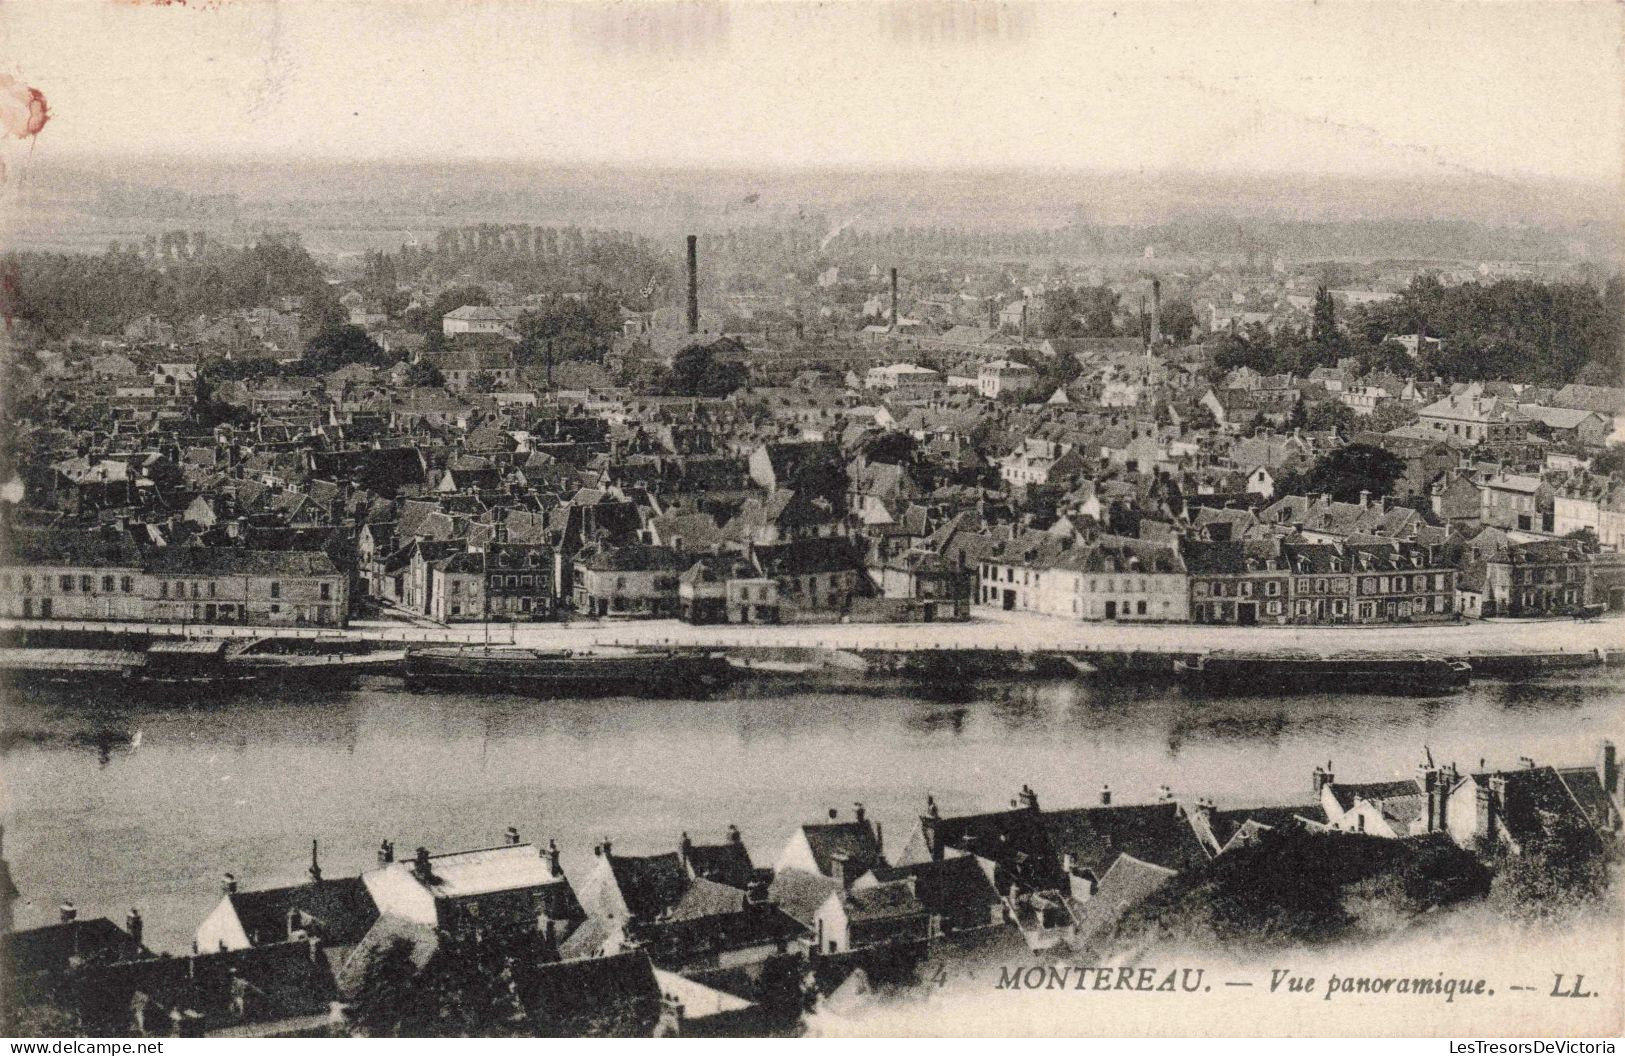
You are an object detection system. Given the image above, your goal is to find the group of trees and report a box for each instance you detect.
[1360,274,1624,386]
[2,232,342,341]
[1273,443,1408,504]
[1212,275,1622,388]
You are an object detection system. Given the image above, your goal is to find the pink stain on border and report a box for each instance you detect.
[0,74,49,140]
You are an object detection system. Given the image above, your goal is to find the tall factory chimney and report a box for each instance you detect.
[1151,277,1163,347]
[686,235,699,335]
[890,268,899,331]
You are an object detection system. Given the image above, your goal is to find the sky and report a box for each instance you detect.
[0,0,1621,186]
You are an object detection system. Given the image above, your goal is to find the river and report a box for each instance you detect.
[2,670,1621,954]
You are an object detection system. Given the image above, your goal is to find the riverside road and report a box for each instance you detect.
[3,609,1620,659]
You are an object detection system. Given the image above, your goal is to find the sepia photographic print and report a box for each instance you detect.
[0,0,1621,1043]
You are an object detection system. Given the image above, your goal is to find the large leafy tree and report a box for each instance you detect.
[666,343,747,397]
[302,324,392,373]
[1280,443,1407,502]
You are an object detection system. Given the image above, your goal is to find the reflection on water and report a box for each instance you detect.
[2,672,1620,954]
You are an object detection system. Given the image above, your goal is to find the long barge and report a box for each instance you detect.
[1175,650,1472,695]
[404,645,737,696]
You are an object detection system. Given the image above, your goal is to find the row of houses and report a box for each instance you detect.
[0,531,348,627]
[8,739,1618,1036]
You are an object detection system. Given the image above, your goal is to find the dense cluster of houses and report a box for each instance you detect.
[4,739,1618,1036]
[4,244,1623,634]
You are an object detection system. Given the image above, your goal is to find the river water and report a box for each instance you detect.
[3,671,1622,954]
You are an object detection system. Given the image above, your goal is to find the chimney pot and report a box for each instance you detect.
[59,901,77,924]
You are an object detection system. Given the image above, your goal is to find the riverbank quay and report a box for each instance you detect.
[3,609,1620,665]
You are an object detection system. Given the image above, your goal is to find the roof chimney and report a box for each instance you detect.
[308,838,322,884]
[413,846,432,880]
[544,839,562,878]
[686,235,700,335]
[1100,783,1112,806]
[59,900,77,924]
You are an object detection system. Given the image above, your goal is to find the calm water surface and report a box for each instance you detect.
[3,671,1621,953]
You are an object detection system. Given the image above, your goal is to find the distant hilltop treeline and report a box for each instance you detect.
[10,159,1618,256]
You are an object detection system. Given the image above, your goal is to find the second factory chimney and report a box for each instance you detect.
[890,267,899,331]
[1151,277,1162,347]
[686,235,699,335]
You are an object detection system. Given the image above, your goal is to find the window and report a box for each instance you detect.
[451,581,462,595]
[60,575,73,592]
[80,575,92,592]
[21,575,31,592]
[209,581,216,598]
[102,575,114,592]
[507,576,518,587]
[191,582,200,599]
[1296,578,1309,592]
[1194,582,1208,597]
[1266,581,1280,597]
[1315,579,1327,593]
[490,574,501,588]
[160,581,169,598]
[270,581,281,599]
[320,583,331,600]
[1136,600,1146,615]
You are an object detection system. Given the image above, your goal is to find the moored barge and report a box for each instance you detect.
[404,645,736,696]
[1176,649,1471,695]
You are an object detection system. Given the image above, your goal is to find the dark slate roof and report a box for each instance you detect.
[799,821,884,878]
[517,951,661,1037]
[1043,801,1212,877]
[844,879,927,923]
[880,854,1000,919]
[918,806,1060,889]
[3,918,147,979]
[1326,779,1420,813]
[74,941,339,1037]
[766,868,840,928]
[228,876,379,948]
[144,548,342,578]
[683,839,755,890]
[605,852,690,922]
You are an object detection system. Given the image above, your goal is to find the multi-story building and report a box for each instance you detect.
[1344,542,1456,623]
[483,543,558,620]
[1416,395,1525,447]
[978,359,1038,401]
[1473,539,1593,618]
[1029,536,1190,623]
[0,532,349,626]
[1183,539,1292,625]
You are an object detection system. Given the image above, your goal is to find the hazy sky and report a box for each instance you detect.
[2,0,1620,184]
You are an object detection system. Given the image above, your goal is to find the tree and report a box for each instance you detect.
[666,343,747,397]
[1293,398,1354,435]
[1297,443,1406,502]
[467,370,499,394]
[402,360,445,388]
[1158,298,1199,344]
[859,430,918,465]
[302,324,390,373]
[405,286,491,339]
[515,293,620,367]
